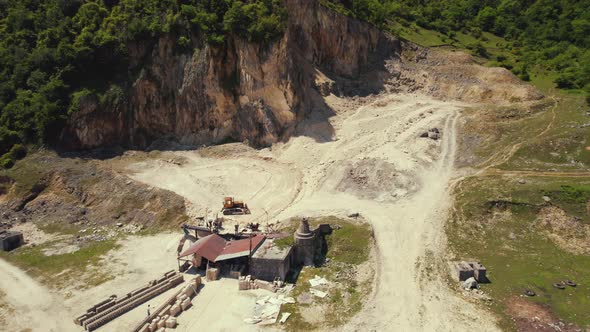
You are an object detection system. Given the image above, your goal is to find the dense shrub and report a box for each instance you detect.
[0,0,288,156]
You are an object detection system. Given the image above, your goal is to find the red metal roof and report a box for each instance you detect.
[178,234,266,262]
[178,234,226,261]
[216,235,266,261]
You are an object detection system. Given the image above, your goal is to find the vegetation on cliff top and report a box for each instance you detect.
[0,0,286,164]
[321,0,590,99]
[2,0,589,168]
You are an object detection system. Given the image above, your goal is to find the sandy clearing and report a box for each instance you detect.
[0,92,499,331]
[127,153,301,228]
[127,93,499,331]
[0,258,71,331]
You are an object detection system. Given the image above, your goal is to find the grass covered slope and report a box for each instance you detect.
[0,238,119,289]
[449,63,590,329]
[449,176,590,329]
[276,216,374,331]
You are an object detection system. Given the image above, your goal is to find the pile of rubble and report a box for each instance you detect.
[244,294,295,325]
[308,275,329,298]
[461,277,492,302]
[77,226,117,242]
[419,128,441,140]
[116,222,144,234]
[74,223,144,244]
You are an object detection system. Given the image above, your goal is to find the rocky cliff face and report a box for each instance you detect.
[63,0,541,150]
[63,0,400,150]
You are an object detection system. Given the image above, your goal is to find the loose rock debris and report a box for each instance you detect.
[279,312,291,324]
[309,275,329,287]
[310,289,328,298]
[419,128,441,140]
[245,294,296,325]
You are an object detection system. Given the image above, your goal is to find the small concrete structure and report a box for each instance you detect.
[0,230,24,251]
[453,261,487,283]
[251,240,293,282]
[294,218,316,266]
[453,261,475,281]
[469,261,487,282]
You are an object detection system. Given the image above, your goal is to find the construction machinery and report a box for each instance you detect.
[221,197,251,215]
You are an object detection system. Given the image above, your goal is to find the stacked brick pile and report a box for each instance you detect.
[238,275,278,292]
[134,275,201,332]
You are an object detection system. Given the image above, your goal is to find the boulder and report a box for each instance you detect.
[462,277,479,290]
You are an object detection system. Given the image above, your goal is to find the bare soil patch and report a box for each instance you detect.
[335,158,418,202]
[537,206,590,255]
[506,297,582,332]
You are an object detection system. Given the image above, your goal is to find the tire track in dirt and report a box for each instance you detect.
[0,258,72,332]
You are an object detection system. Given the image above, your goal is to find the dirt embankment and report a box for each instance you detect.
[537,205,590,255]
[0,152,188,235]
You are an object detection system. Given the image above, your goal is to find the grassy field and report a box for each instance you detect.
[447,53,590,329]
[277,216,374,331]
[448,176,590,329]
[0,238,119,290]
[411,18,590,329]
[501,92,590,171]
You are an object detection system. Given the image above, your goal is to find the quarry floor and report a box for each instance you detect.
[126,92,499,331]
[0,93,499,331]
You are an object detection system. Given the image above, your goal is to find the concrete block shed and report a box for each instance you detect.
[251,241,293,282]
[0,230,24,251]
[453,261,475,281]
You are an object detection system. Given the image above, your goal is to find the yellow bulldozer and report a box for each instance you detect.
[221,197,251,215]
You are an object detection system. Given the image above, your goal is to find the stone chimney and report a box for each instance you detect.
[294,218,316,266]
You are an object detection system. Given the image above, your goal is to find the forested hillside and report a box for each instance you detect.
[0,0,285,167]
[1,0,589,169]
[322,0,590,96]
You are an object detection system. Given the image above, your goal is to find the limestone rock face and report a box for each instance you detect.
[62,1,400,150]
[62,0,540,150]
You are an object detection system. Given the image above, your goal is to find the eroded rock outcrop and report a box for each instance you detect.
[63,0,541,150]
[63,0,400,150]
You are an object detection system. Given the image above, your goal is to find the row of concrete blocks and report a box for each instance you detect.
[85,274,184,332]
[238,275,277,292]
[135,275,202,332]
[75,270,178,326]
[74,270,182,331]
[75,270,178,325]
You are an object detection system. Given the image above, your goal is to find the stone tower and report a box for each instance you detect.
[294,218,316,266]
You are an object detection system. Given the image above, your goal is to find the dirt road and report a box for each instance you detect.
[0,258,71,331]
[129,93,499,331]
